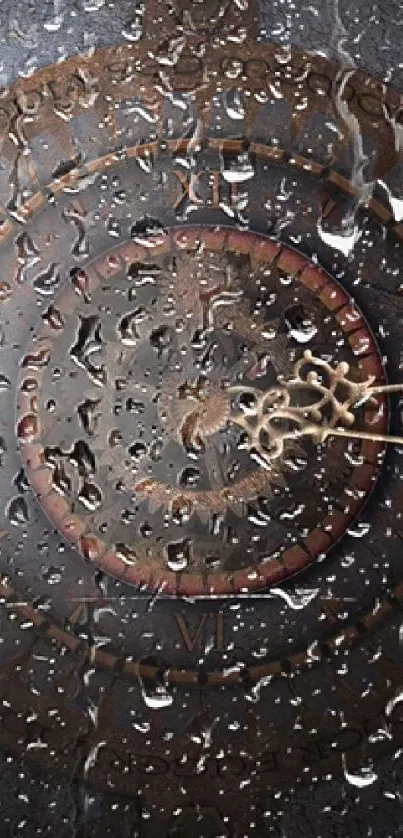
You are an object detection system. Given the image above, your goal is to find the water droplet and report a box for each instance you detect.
[289,323,317,343]
[71,268,91,300]
[171,496,192,525]
[221,152,254,183]
[129,441,147,460]
[209,513,224,536]
[119,308,147,345]
[77,398,101,435]
[14,467,30,493]
[21,348,50,370]
[140,681,174,709]
[42,566,63,585]
[83,0,105,10]
[44,13,64,32]
[17,414,38,443]
[131,217,166,245]
[114,543,137,566]
[237,391,257,414]
[139,521,153,538]
[127,261,161,287]
[150,325,172,356]
[180,466,200,488]
[70,440,96,476]
[79,482,102,512]
[269,586,319,610]
[80,535,100,561]
[0,283,11,302]
[347,521,370,538]
[125,399,145,416]
[0,436,7,465]
[42,304,65,331]
[53,463,71,494]
[166,539,191,571]
[342,755,378,787]
[317,220,361,257]
[223,90,245,120]
[0,373,11,392]
[386,687,403,717]
[6,495,29,526]
[33,263,61,295]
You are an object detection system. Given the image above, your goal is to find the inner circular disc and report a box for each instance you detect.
[16,225,388,595]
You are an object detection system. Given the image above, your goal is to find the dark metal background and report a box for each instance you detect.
[0,1,403,836]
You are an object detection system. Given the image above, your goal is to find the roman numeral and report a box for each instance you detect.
[171,170,242,211]
[175,613,225,652]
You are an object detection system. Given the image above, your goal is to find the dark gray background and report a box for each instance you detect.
[0,2,402,836]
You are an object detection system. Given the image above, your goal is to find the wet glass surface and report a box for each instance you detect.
[0,1,403,835]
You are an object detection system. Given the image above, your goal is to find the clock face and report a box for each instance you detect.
[1,2,403,834]
[17,227,388,596]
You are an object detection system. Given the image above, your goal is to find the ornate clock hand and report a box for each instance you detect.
[229,349,403,465]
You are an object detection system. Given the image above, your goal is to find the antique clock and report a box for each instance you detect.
[1,0,403,835]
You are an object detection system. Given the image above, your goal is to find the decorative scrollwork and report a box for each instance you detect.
[229,349,403,465]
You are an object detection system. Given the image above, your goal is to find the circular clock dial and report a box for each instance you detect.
[0,8,403,833]
[17,226,388,595]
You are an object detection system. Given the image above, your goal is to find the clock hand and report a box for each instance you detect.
[228,349,403,465]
